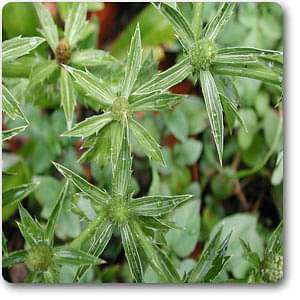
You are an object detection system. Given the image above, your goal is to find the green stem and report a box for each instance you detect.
[233,114,282,179]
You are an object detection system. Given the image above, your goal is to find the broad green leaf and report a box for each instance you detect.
[130,118,165,165]
[130,93,182,112]
[64,2,87,48]
[60,68,76,130]
[18,204,44,246]
[2,36,45,63]
[34,3,59,52]
[27,60,58,91]
[2,182,38,208]
[44,181,69,245]
[204,3,236,41]
[120,223,143,282]
[129,194,192,217]
[73,217,114,282]
[158,3,195,49]
[211,63,282,86]
[122,24,142,99]
[134,57,192,95]
[263,109,280,148]
[2,125,27,141]
[2,250,28,268]
[2,84,26,121]
[53,162,110,206]
[62,112,113,138]
[200,70,224,165]
[70,49,116,67]
[209,213,264,279]
[112,123,132,197]
[174,139,203,166]
[64,65,115,106]
[54,247,103,266]
[166,199,200,258]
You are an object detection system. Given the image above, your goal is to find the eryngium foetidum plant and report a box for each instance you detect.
[2,181,104,283]
[2,36,45,140]
[29,3,115,129]
[61,24,185,167]
[154,2,283,164]
[53,121,192,283]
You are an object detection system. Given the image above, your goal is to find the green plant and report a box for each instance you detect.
[154,2,283,164]
[2,181,103,283]
[2,2,283,284]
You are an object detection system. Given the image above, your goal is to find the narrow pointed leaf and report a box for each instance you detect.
[220,93,247,134]
[27,60,58,91]
[70,49,116,67]
[43,266,60,283]
[120,223,143,282]
[211,63,283,86]
[60,68,76,129]
[3,182,38,208]
[2,84,26,121]
[64,65,115,106]
[34,3,59,52]
[54,247,103,266]
[110,120,124,171]
[2,250,28,268]
[133,221,180,282]
[112,121,132,197]
[53,162,110,206]
[2,36,45,63]
[134,57,192,95]
[204,3,236,41]
[62,112,113,138]
[158,3,195,50]
[18,204,44,246]
[130,93,182,112]
[73,218,114,282]
[129,194,192,217]
[192,2,203,39]
[240,239,261,269]
[199,71,224,165]
[130,118,165,165]
[64,2,87,48]
[2,125,27,141]
[44,181,69,245]
[122,24,142,99]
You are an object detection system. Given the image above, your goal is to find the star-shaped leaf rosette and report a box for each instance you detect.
[61,24,186,167]
[53,123,192,283]
[2,181,103,283]
[28,3,115,129]
[154,3,283,164]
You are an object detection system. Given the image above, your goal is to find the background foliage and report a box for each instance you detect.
[2,2,283,283]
